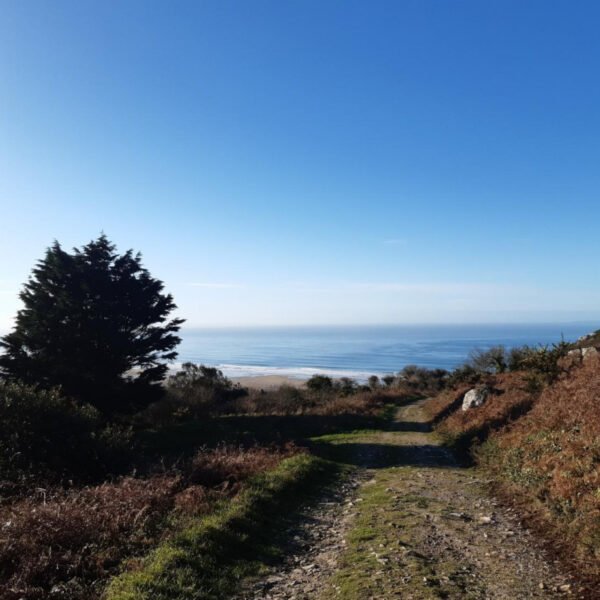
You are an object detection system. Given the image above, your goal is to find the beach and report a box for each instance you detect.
[231,375,305,389]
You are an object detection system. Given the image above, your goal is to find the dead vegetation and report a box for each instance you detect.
[427,354,600,585]
[0,445,296,600]
[479,357,600,573]
[225,386,397,417]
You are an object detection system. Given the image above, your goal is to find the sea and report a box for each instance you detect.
[177,323,597,382]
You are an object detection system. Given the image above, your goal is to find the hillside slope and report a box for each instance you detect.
[426,355,600,589]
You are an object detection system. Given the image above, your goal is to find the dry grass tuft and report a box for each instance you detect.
[480,357,600,568]
[226,387,398,417]
[0,445,296,600]
[436,373,534,447]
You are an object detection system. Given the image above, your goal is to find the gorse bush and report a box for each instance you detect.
[446,364,481,387]
[396,364,449,394]
[442,340,572,391]
[519,340,571,383]
[0,381,132,484]
[468,346,508,374]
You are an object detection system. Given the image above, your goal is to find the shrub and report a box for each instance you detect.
[519,341,570,383]
[224,385,310,415]
[397,365,448,394]
[446,364,481,387]
[468,346,507,374]
[310,390,389,416]
[142,363,248,423]
[335,376,358,396]
[507,345,531,371]
[0,381,132,484]
[368,375,380,390]
[306,374,334,393]
[382,375,395,387]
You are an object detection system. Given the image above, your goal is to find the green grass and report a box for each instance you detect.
[323,467,483,599]
[140,412,388,457]
[107,401,401,598]
[106,454,341,600]
[323,468,436,599]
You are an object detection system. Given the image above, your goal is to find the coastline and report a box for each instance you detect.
[231,375,305,390]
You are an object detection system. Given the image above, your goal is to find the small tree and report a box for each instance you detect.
[0,235,184,413]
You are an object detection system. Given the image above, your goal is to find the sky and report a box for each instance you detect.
[1,0,600,328]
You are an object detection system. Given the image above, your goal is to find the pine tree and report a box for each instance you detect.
[0,235,184,413]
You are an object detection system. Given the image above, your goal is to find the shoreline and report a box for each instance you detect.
[231,375,306,390]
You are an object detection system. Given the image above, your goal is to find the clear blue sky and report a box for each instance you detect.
[1,1,599,328]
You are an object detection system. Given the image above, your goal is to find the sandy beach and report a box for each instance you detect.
[231,375,306,390]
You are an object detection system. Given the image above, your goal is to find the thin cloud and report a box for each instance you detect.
[283,281,523,295]
[382,238,407,246]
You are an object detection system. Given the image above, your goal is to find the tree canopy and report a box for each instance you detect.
[0,235,184,413]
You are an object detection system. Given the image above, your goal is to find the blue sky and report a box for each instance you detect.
[1,1,599,328]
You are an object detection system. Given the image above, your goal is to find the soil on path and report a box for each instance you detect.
[238,399,582,599]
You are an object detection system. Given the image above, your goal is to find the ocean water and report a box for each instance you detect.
[177,323,597,381]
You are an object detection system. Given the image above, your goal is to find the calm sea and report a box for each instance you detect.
[177,323,597,381]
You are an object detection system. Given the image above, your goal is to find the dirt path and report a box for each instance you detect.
[240,400,580,599]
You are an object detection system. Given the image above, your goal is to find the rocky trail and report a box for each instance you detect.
[238,400,583,599]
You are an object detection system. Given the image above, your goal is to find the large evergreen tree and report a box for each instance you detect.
[0,235,184,413]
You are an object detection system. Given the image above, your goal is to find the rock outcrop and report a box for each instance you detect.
[567,346,599,362]
[462,387,489,411]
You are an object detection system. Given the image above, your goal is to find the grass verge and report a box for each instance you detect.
[105,453,340,600]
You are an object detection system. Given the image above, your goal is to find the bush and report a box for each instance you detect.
[446,364,481,387]
[150,363,247,421]
[507,345,531,372]
[382,375,395,387]
[306,374,334,393]
[397,365,448,394]
[468,346,507,374]
[0,381,132,484]
[224,385,310,415]
[519,341,570,383]
[368,375,380,390]
[335,376,358,396]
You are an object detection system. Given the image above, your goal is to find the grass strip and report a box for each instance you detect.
[105,453,339,600]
